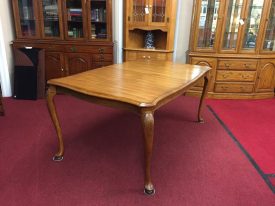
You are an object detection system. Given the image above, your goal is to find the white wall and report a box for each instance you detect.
[0,0,14,97]
[174,0,194,63]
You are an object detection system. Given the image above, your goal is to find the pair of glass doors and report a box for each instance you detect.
[195,0,275,52]
[16,0,110,40]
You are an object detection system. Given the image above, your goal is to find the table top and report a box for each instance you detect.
[47,61,211,107]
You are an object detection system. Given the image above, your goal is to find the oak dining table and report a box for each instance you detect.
[46,60,211,195]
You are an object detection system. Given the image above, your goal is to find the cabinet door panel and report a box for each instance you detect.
[65,53,91,75]
[40,0,63,39]
[128,0,148,26]
[87,0,112,41]
[262,0,275,52]
[241,0,265,51]
[148,0,169,27]
[12,0,40,38]
[256,60,275,92]
[221,0,244,51]
[45,52,65,80]
[194,0,221,50]
[64,0,86,40]
[190,57,217,91]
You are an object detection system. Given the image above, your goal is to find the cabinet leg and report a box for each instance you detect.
[47,86,64,161]
[141,110,155,195]
[198,76,209,123]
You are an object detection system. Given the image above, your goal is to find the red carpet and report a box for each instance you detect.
[207,98,275,192]
[0,96,274,206]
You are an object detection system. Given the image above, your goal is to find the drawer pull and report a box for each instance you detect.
[147,56,151,59]
[143,56,146,59]
[98,48,104,53]
[224,63,231,68]
[244,64,251,68]
[61,67,64,72]
[70,46,76,52]
[242,75,251,79]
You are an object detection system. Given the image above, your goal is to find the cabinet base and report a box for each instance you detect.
[186,90,275,99]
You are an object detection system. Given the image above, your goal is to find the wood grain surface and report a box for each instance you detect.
[47,61,211,107]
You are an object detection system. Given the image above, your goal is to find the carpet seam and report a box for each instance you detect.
[207,105,275,194]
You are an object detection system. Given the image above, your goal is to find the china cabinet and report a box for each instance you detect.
[188,0,275,99]
[12,0,113,81]
[124,0,177,61]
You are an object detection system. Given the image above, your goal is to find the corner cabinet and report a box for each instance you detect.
[124,0,177,61]
[188,0,275,99]
[11,0,113,81]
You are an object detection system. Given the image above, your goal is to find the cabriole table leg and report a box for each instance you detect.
[47,85,64,161]
[141,110,155,195]
[198,75,209,123]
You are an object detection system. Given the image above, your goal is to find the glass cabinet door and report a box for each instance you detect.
[129,0,148,26]
[221,0,244,51]
[195,0,221,50]
[40,0,63,38]
[64,0,85,39]
[88,0,110,40]
[242,0,265,50]
[17,0,40,38]
[149,0,168,26]
[262,0,275,51]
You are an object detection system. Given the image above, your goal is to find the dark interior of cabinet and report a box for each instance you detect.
[128,29,167,50]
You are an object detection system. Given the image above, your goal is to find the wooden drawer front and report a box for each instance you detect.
[65,45,113,53]
[215,83,254,93]
[127,51,168,61]
[218,60,257,70]
[216,71,256,82]
[137,52,167,60]
[92,54,113,62]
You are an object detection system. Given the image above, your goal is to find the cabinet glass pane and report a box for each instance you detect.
[132,0,146,22]
[66,0,84,38]
[18,0,36,37]
[42,0,60,37]
[90,0,107,39]
[263,0,275,51]
[242,0,264,49]
[222,0,244,49]
[197,0,220,48]
[151,0,166,23]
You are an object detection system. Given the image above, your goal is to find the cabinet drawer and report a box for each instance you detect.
[215,83,254,93]
[127,51,168,61]
[92,54,113,62]
[65,45,113,53]
[218,59,257,70]
[216,71,256,82]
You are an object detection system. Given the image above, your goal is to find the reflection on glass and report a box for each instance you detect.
[263,0,275,51]
[66,0,83,38]
[197,0,220,48]
[152,0,166,23]
[90,0,107,39]
[42,0,60,37]
[242,0,264,49]
[132,0,146,22]
[18,0,36,36]
[222,0,243,49]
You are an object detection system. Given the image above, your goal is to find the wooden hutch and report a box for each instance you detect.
[11,0,113,81]
[188,0,275,99]
[124,0,177,61]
